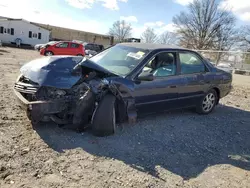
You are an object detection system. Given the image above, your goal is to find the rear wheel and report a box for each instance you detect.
[196,89,217,114]
[92,94,116,137]
[45,51,54,56]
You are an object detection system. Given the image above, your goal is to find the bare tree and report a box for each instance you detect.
[141,27,158,43]
[237,25,250,50]
[157,31,178,45]
[173,0,237,52]
[109,20,132,42]
[237,25,250,64]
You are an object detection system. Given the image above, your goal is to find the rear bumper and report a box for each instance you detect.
[14,89,67,121]
[220,85,233,98]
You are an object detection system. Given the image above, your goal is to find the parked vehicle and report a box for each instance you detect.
[34,41,58,51]
[14,43,232,136]
[216,63,234,74]
[40,41,85,56]
[84,43,104,56]
[206,58,216,66]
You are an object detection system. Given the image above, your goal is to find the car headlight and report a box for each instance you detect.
[47,88,66,98]
[55,90,66,96]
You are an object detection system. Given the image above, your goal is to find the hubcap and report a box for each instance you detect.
[47,52,52,56]
[202,93,215,112]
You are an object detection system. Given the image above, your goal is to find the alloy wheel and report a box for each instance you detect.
[202,93,215,112]
[46,52,53,56]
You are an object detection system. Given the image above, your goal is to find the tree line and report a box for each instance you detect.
[108,0,250,53]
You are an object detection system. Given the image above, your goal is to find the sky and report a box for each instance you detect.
[0,0,250,38]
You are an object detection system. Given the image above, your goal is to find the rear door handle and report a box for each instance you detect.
[170,85,177,88]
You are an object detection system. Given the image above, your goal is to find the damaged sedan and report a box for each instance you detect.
[14,43,232,136]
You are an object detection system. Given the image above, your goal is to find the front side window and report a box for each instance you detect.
[179,52,205,74]
[142,52,177,77]
[89,45,149,76]
[56,42,69,48]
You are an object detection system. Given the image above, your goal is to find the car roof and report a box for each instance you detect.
[118,42,188,51]
[54,41,83,45]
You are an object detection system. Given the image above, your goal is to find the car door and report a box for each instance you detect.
[177,51,212,107]
[55,42,70,55]
[133,52,184,114]
[70,42,80,55]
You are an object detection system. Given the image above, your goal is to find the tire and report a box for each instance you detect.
[45,51,54,56]
[196,89,218,114]
[76,54,83,56]
[92,94,116,137]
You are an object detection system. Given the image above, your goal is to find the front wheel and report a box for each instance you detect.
[45,51,54,56]
[92,94,116,137]
[196,89,217,114]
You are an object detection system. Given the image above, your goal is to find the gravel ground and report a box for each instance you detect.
[0,47,249,188]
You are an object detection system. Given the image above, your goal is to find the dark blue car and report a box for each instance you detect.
[14,43,232,136]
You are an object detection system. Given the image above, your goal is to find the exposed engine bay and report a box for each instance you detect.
[14,56,136,135]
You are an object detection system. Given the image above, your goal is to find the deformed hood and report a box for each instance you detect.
[20,56,112,89]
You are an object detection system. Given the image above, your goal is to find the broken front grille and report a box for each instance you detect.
[14,82,39,94]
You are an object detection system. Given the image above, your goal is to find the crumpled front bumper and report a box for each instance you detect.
[13,89,68,121]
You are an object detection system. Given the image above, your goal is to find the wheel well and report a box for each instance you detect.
[213,87,220,104]
[45,50,53,54]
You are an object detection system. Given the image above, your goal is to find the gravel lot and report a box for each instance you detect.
[0,47,250,188]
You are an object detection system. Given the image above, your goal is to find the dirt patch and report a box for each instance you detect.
[0,49,10,53]
[0,47,249,188]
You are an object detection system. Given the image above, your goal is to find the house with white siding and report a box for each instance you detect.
[0,18,50,47]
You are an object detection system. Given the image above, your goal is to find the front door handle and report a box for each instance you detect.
[200,80,210,84]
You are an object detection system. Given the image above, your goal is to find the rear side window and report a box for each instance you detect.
[94,44,101,52]
[0,27,3,34]
[179,52,205,74]
[56,42,69,48]
[71,43,79,48]
[85,44,94,50]
[38,33,42,39]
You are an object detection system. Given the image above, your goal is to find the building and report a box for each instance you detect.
[34,23,113,47]
[0,18,50,47]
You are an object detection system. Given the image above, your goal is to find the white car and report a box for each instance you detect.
[34,41,58,51]
[216,63,234,74]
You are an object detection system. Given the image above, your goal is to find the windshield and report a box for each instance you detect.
[47,41,57,45]
[89,45,149,76]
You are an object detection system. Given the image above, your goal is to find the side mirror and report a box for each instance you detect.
[137,72,154,81]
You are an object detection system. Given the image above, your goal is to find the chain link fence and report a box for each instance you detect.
[194,50,250,74]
